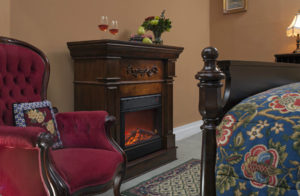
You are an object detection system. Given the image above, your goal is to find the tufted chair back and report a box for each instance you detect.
[0,37,49,125]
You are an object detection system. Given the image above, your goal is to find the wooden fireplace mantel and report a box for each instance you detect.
[67,39,184,179]
[67,39,183,59]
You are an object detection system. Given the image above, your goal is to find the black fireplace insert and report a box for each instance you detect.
[120,94,162,161]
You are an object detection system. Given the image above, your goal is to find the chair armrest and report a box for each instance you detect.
[55,111,120,152]
[0,125,51,149]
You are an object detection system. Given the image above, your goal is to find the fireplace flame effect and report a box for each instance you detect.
[125,128,157,146]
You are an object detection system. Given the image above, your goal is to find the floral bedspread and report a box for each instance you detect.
[216,82,300,196]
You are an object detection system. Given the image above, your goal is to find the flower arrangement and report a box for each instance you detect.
[141,10,172,44]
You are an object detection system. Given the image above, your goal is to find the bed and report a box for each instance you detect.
[196,47,300,196]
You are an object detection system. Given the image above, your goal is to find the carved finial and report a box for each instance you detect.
[201,47,219,61]
[196,46,224,196]
[195,47,223,81]
[36,132,54,148]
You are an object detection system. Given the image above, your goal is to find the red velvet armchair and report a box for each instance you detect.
[0,36,126,196]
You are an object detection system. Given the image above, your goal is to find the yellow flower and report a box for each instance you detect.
[239,182,246,190]
[46,120,55,134]
[27,109,38,120]
[36,112,45,123]
[234,189,242,196]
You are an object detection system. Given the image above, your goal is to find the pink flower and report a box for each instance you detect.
[241,145,280,188]
[268,93,300,113]
[216,115,236,147]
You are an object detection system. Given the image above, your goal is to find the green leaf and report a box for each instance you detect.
[239,146,246,151]
[281,152,288,163]
[291,131,300,155]
[248,192,259,196]
[225,153,243,165]
[268,139,288,164]
[277,178,289,195]
[216,164,238,194]
[297,167,300,180]
[282,134,290,142]
[289,160,300,166]
[234,132,244,147]
[235,111,242,116]
[231,103,257,122]
[232,102,257,114]
[293,124,300,132]
[267,186,282,196]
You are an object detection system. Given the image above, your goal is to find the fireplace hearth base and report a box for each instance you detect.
[67,39,184,179]
[126,148,176,180]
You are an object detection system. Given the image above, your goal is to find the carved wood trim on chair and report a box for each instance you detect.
[37,132,69,196]
[105,115,127,196]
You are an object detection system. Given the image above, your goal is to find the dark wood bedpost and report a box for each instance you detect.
[195,47,225,196]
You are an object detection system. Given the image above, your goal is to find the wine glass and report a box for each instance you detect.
[98,16,109,32]
[109,20,119,35]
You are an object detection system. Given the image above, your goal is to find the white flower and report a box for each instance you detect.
[246,126,263,140]
[257,120,270,129]
[271,123,284,134]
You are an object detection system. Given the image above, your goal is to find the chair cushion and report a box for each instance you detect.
[13,100,63,149]
[50,148,123,194]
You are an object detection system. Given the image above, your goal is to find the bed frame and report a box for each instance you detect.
[195,47,300,196]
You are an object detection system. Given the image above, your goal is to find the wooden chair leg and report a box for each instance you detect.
[113,173,122,196]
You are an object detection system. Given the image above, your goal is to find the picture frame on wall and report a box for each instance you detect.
[223,0,247,14]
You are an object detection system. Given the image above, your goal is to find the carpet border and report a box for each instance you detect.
[121,158,200,196]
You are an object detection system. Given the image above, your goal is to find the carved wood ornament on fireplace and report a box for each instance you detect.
[67,40,183,179]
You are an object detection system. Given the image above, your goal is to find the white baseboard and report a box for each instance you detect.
[174,120,203,141]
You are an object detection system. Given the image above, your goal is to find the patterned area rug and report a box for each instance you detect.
[121,159,200,196]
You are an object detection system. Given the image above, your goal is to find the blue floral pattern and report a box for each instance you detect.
[216,82,300,196]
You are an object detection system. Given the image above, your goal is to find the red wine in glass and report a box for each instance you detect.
[98,24,108,31]
[99,16,108,31]
[109,20,119,35]
[109,28,119,35]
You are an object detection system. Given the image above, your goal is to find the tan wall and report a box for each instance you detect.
[210,0,300,61]
[0,0,10,36]
[10,0,209,127]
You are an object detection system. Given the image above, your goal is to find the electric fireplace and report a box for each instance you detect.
[120,94,162,161]
[67,39,183,179]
